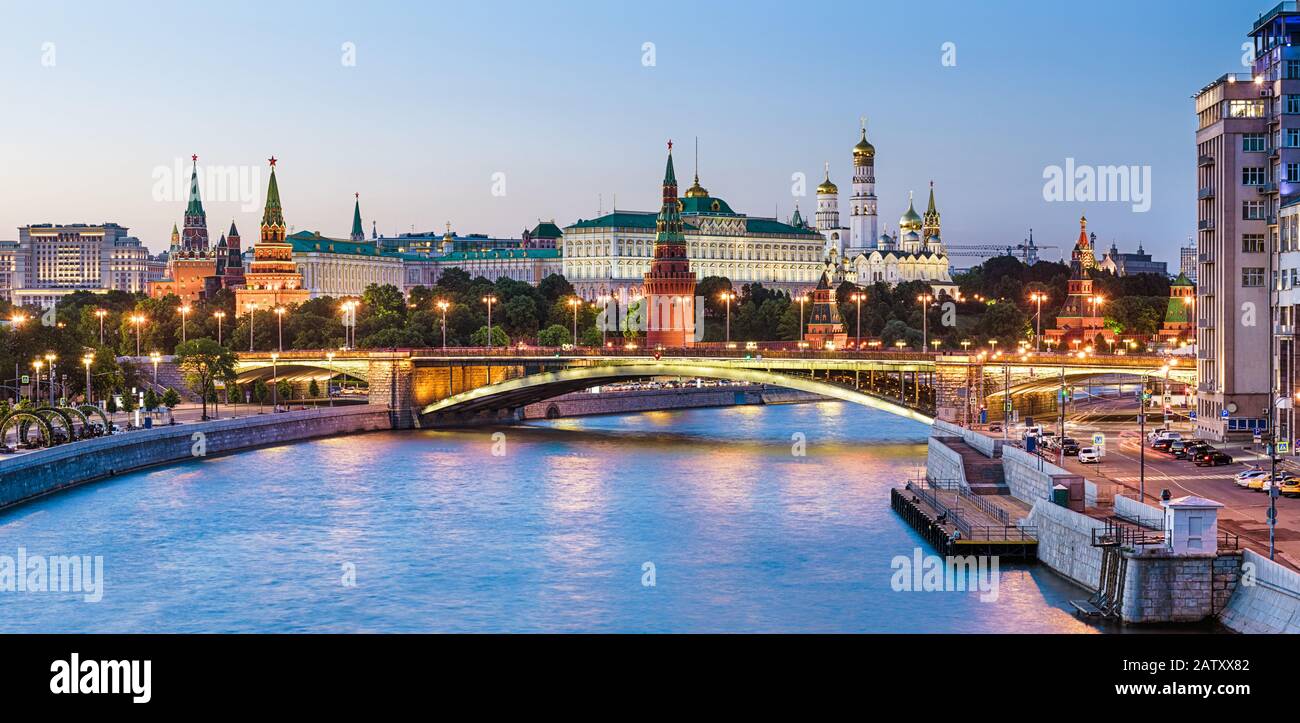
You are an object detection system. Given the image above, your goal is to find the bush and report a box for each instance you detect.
[537,324,570,347]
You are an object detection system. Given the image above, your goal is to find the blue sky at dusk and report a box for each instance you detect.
[0,0,1268,264]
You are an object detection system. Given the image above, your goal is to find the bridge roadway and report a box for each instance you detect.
[233,348,1195,428]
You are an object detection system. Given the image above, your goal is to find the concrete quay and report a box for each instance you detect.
[0,404,393,511]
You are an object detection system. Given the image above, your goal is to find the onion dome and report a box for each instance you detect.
[899,191,922,232]
[683,173,710,198]
[816,163,838,195]
[853,127,875,162]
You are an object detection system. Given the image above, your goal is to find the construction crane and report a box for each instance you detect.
[943,230,1060,264]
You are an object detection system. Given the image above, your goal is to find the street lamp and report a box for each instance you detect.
[150,351,161,386]
[719,291,736,344]
[568,297,581,347]
[436,300,449,351]
[178,304,191,344]
[1089,294,1106,338]
[796,294,809,344]
[917,293,933,349]
[960,340,972,353]
[271,352,280,411]
[9,313,27,402]
[851,290,866,349]
[214,311,226,346]
[326,351,335,407]
[339,301,356,349]
[82,353,94,404]
[44,352,57,405]
[988,339,998,354]
[245,302,258,352]
[1029,291,1047,351]
[94,308,108,346]
[130,314,146,356]
[32,359,42,402]
[274,306,286,352]
[482,295,497,350]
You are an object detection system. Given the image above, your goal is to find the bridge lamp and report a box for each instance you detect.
[481,295,498,351]
[718,291,736,344]
[796,294,809,342]
[326,352,336,406]
[987,339,998,354]
[274,306,287,352]
[931,340,941,351]
[435,300,450,351]
[960,340,971,352]
[893,340,906,349]
[271,352,281,410]
[567,297,581,347]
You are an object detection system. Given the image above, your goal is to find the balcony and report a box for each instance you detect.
[1277,324,1296,336]
[1199,219,1217,230]
[1198,382,1218,393]
[1269,215,1280,225]
[1199,154,1216,167]
[1261,182,1280,194]
[1199,186,1216,199]
[1198,318,1214,329]
[1200,252,1214,262]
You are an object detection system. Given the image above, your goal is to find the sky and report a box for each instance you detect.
[0,0,1272,265]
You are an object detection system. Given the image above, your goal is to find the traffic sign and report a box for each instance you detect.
[1092,433,1105,446]
[1279,441,1290,454]
[20,375,28,384]
[1221,409,1230,419]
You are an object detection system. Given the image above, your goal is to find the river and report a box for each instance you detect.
[0,401,1100,633]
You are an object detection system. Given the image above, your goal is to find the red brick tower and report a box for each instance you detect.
[644,141,697,348]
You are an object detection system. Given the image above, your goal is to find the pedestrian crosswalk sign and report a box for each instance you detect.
[1279,441,1290,454]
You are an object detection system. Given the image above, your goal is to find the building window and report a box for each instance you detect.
[1243,233,1266,253]
[1243,267,1265,287]
[1246,133,1268,152]
[1244,167,1267,185]
[1244,200,1267,220]
[1231,99,1266,118]
[1289,60,1300,79]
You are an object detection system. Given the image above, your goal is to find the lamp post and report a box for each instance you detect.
[214,311,226,346]
[326,351,335,407]
[482,295,497,350]
[274,306,286,352]
[339,301,355,349]
[917,293,933,349]
[1029,291,1047,351]
[436,300,449,351]
[83,353,94,404]
[94,309,107,346]
[719,291,735,344]
[851,291,866,349]
[271,352,279,411]
[9,313,27,402]
[797,294,809,345]
[245,303,257,352]
[1088,294,1105,340]
[32,359,42,403]
[178,304,191,344]
[44,353,57,405]
[130,314,146,357]
[568,297,581,347]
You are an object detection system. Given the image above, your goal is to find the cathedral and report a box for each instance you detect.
[814,123,957,296]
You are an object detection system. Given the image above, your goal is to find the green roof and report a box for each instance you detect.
[679,196,737,215]
[1170,272,1194,287]
[565,210,817,237]
[262,166,284,228]
[1165,296,1190,324]
[186,162,205,216]
[286,230,398,258]
[351,197,364,239]
[529,221,564,238]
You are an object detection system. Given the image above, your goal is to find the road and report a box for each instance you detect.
[1028,396,1300,568]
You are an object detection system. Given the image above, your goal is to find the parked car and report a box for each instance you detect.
[1261,473,1297,494]
[1149,430,1182,444]
[1060,438,1080,456]
[1152,438,1176,453]
[1280,478,1300,498]
[1175,442,1212,460]
[1078,447,1100,463]
[1235,469,1269,488]
[1194,450,1233,467]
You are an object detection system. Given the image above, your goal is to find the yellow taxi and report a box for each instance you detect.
[1281,477,1300,498]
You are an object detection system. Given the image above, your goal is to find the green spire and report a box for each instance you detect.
[350,193,364,241]
[261,159,284,230]
[185,157,205,216]
[926,183,937,214]
[655,143,683,245]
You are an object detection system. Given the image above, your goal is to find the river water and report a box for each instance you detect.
[0,401,1100,633]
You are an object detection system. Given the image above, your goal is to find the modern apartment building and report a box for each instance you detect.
[1256,2,1300,447]
[0,240,16,302]
[1193,72,1272,440]
[1179,242,1198,283]
[11,223,151,308]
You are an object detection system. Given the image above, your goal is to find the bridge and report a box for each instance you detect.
[233,349,1194,429]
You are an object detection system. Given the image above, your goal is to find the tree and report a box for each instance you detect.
[538,324,570,347]
[106,395,118,426]
[175,338,237,420]
[469,325,509,347]
[162,387,181,413]
[142,388,159,412]
[308,379,321,398]
[276,380,293,407]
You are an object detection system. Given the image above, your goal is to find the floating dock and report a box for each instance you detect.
[891,482,1038,560]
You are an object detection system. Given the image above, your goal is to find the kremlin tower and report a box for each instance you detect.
[1046,215,1114,348]
[815,163,842,257]
[643,141,697,348]
[148,155,244,302]
[181,155,209,252]
[848,119,878,250]
[235,157,309,311]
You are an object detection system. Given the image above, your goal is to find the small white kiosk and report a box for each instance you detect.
[1163,495,1224,555]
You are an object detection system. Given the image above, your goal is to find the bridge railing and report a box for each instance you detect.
[238,346,942,362]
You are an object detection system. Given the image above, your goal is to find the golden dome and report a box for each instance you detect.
[853,128,875,161]
[683,174,710,198]
[816,163,838,195]
[899,192,922,231]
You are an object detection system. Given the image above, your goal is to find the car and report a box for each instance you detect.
[1281,478,1300,498]
[1176,442,1212,460]
[1060,438,1080,456]
[1235,470,1269,487]
[1150,431,1182,447]
[1152,438,1175,453]
[1247,477,1269,491]
[1194,451,1233,467]
[1261,473,1297,493]
[1078,447,1100,463]
[988,422,1003,433]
